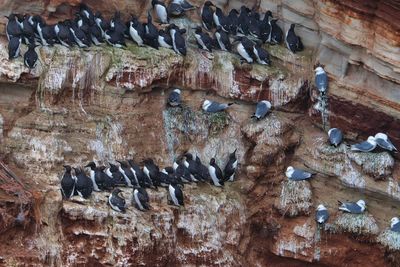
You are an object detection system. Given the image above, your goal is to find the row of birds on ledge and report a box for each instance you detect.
[6,1,304,69]
[60,150,238,212]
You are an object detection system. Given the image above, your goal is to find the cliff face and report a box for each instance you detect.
[0,0,400,266]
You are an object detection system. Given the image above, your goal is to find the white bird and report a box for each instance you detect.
[251,100,271,120]
[375,133,397,152]
[285,166,313,181]
[328,128,343,147]
[390,217,400,232]
[315,204,329,224]
[338,199,366,214]
[202,99,233,113]
[315,66,328,95]
[350,136,377,152]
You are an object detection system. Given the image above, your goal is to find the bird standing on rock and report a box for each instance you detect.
[167,88,182,106]
[315,204,329,224]
[201,1,215,31]
[314,66,328,95]
[109,188,126,212]
[224,149,238,182]
[202,99,233,113]
[61,165,75,199]
[194,26,213,52]
[133,187,151,211]
[350,136,377,152]
[338,199,366,214]
[24,43,38,69]
[374,133,397,152]
[152,0,169,24]
[285,166,313,181]
[128,16,145,46]
[214,26,231,51]
[328,128,343,147]
[73,167,93,199]
[168,23,187,56]
[168,182,184,206]
[285,24,303,53]
[209,158,224,186]
[8,36,21,60]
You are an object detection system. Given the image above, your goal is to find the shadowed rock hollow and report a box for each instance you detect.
[0,0,400,266]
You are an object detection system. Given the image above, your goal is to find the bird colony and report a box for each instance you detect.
[5,1,400,236]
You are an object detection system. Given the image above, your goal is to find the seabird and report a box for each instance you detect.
[127,159,154,188]
[117,160,138,187]
[285,24,303,53]
[193,26,213,52]
[95,12,110,38]
[315,204,329,224]
[259,11,272,43]
[375,133,397,152]
[227,9,239,35]
[167,88,182,106]
[84,161,103,191]
[133,187,151,211]
[8,36,21,60]
[390,217,400,232]
[183,153,200,182]
[328,128,343,147]
[202,99,233,113]
[338,199,366,214]
[110,11,127,34]
[168,1,185,16]
[107,163,128,186]
[168,24,186,56]
[235,36,254,63]
[214,26,231,51]
[73,167,93,199]
[69,22,91,48]
[173,159,193,183]
[253,44,271,65]
[314,66,328,95]
[209,158,224,186]
[173,0,195,10]
[143,158,161,188]
[158,29,173,49]
[21,15,35,45]
[285,166,313,181]
[213,7,229,32]
[195,156,211,182]
[24,43,38,69]
[224,149,238,182]
[152,0,169,24]
[55,21,75,47]
[350,136,377,152]
[89,22,104,45]
[251,100,271,120]
[37,21,57,46]
[79,3,95,25]
[61,165,75,199]
[105,29,126,48]
[269,18,283,45]
[201,1,215,31]
[237,6,250,35]
[128,16,145,46]
[168,183,184,206]
[144,12,160,49]
[108,188,126,212]
[6,14,22,41]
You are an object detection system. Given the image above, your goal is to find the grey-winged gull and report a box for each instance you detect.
[375,133,397,152]
[167,88,181,107]
[315,66,328,95]
[390,217,400,232]
[328,128,343,147]
[285,166,313,181]
[350,136,377,152]
[338,199,366,214]
[202,99,233,113]
[315,204,329,224]
[251,100,271,120]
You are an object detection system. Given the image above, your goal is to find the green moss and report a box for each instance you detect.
[206,111,230,136]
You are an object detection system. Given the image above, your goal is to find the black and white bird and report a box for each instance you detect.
[105,29,126,48]
[328,128,343,147]
[167,88,182,106]
[106,163,128,186]
[227,9,239,35]
[338,199,366,214]
[117,160,138,187]
[214,26,231,51]
[158,29,173,49]
[375,133,397,152]
[84,161,101,192]
[173,159,193,183]
[195,156,210,182]
[194,26,213,52]
[6,14,22,41]
[54,21,74,47]
[237,6,250,35]
[213,7,229,32]
[251,100,271,120]
[128,16,145,46]
[143,158,161,188]
[21,15,36,45]
[144,12,160,49]
[69,22,91,48]
[175,0,195,10]
[110,11,127,34]
[168,24,186,56]
[390,217,400,232]
[269,18,283,45]
[350,136,377,152]
[127,159,154,188]
[108,188,126,213]
[202,99,233,113]
[201,1,215,31]
[209,158,224,186]
[183,153,200,182]
[285,166,313,181]
[285,24,303,53]
[224,149,238,182]
[315,204,329,224]
[24,43,38,69]
[79,3,95,25]
[168,183,184,206]
[259,11,272,43]
[95,12,110,38]
[315,66,328,95]
[8,36,22,60]
[168,0,184,16]
[37,21,57,46]
[152,0,169,24]
[85,162,115,190]
[89,22,104,45]
[61,165,75,199]
[73,167,93,199]
[235,36,254,63]
[253,44,271,65]
[133,187,151,211]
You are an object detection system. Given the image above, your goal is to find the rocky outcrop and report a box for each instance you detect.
[0,0,399,266]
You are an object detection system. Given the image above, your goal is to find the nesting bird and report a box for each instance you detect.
[315,66,328,95]
[73,167,93,199]
[251,100,271,120]
[202,99,233,113]
[235,36,254,63]
[350,136,377,152]
[315,204,329,224]
[390,217,400,232]
[167,88,182,107]
[285,166,313,181]
[375,133,397,152]
[328,128,343,147]
[168,183,184,206]
[338,199,366,214]
[201,1,215,31]
[285,24,303,53]
[214,26,231,51]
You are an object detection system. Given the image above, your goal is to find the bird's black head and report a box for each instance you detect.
[98,166,107,171]
[265,10,272,18]
[229,9,239,15]
[159,29,165,34]
[290,23,295,30]
[117,160,127,167]
[164,166,174,174]
[210,158,216,165]
[193,26,202,33]
[230,149,237,158]
[73,167,82,174]
[204,1,215,7]
[84,161,96,169]
[195,156,202,164]
[63,165,72,172]
[113,188,122,195]
[151,0,160,7]
[184,152,193,160]
[109,163,118,171]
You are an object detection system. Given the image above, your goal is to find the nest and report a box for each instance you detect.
[377,229,400,251]
[276,180,312,217]
[330,213,379,236]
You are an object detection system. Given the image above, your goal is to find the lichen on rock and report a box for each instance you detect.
[330,213,379,236]
[377,229,400,251]
[276,180,313,217]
